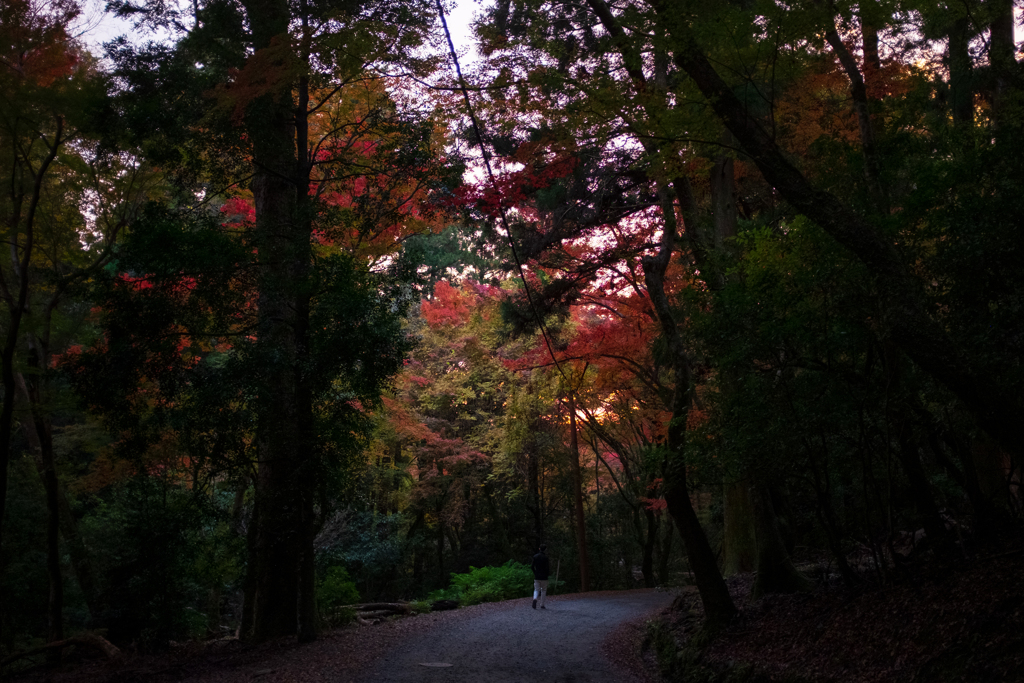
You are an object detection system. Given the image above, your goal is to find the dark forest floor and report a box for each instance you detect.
[7,539,1023,683]
[641,537,1024,683]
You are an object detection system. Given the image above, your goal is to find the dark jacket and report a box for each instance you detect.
[531,552,550,580]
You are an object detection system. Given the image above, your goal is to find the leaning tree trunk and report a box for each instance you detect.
[643,185,737,631]
[651,3,1023,457]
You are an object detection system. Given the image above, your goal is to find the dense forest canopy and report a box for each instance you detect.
[1,0,1021,667]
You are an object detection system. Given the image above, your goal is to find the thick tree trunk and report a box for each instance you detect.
[987,0,1017,132]
[860,3,882,90]
[947,432,1003,531]
[948,16,974,130]
[657,516,674,585]
[750,484,808,598]
[651,5,1023,456]
[567,394,591,591]
[880,346,947,544]
[894,423,946,544]
[808,456,860,587]
[408,510,425,592]
[641,507,658,588]
[437,510,445,583]
[711,152,737,250]
[722,479,756,576]
[239,498,259,639]
[237,0,318,642]
[298,503,318,642]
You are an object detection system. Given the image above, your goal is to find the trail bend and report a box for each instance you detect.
[355,589,674,683]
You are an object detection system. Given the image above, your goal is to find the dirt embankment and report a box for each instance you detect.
[642,546,1024,683]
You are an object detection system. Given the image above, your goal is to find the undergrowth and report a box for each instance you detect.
[427,561,562,606]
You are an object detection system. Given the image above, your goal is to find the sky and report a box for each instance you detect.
[76,0,483,61]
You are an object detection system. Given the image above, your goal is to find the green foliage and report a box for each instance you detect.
[79,475,236,648]
[318,566,360,611]
[0,456,49,651]
[428,561,536,606]
[316,511,405,598]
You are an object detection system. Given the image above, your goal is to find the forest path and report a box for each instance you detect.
[353,590,675,683]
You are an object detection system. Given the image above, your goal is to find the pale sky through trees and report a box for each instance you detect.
[78,0,482,61]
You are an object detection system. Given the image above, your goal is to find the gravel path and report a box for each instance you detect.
[355,591,675,683]
[11,590,673,683]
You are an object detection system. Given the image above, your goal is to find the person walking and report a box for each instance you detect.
[531,544,550,609]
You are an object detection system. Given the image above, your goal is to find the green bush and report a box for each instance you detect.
[318,566,360,611]
[428,561,537,606]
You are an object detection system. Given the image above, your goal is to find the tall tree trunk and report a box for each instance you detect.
[16,405,98,618]
[651,5,1023,456]
[947,432,1003,531]
[20,350,64,655]
[641,507,658,588]
[823,18,886,211]
[239,499,259,639]
[948,16,974,130]
[297,488,317,642]
[527,444,543,545]
[238,0,317,641]
[893,423,946,544]
[987,0,1016,132]
[711,151,737,251]
[0,118,61,648]
[436,510,445,583]
[807,447,860,586]
[567,393,591,591]
[710,138,757,581]
[722,479,756,576]
[15,372,99,619]
[657,516,674,585]
[294,12,318,642]
[860,1,882,92]
[408,511,425,592]
[750,484,808,598]
[880,345,947,544]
